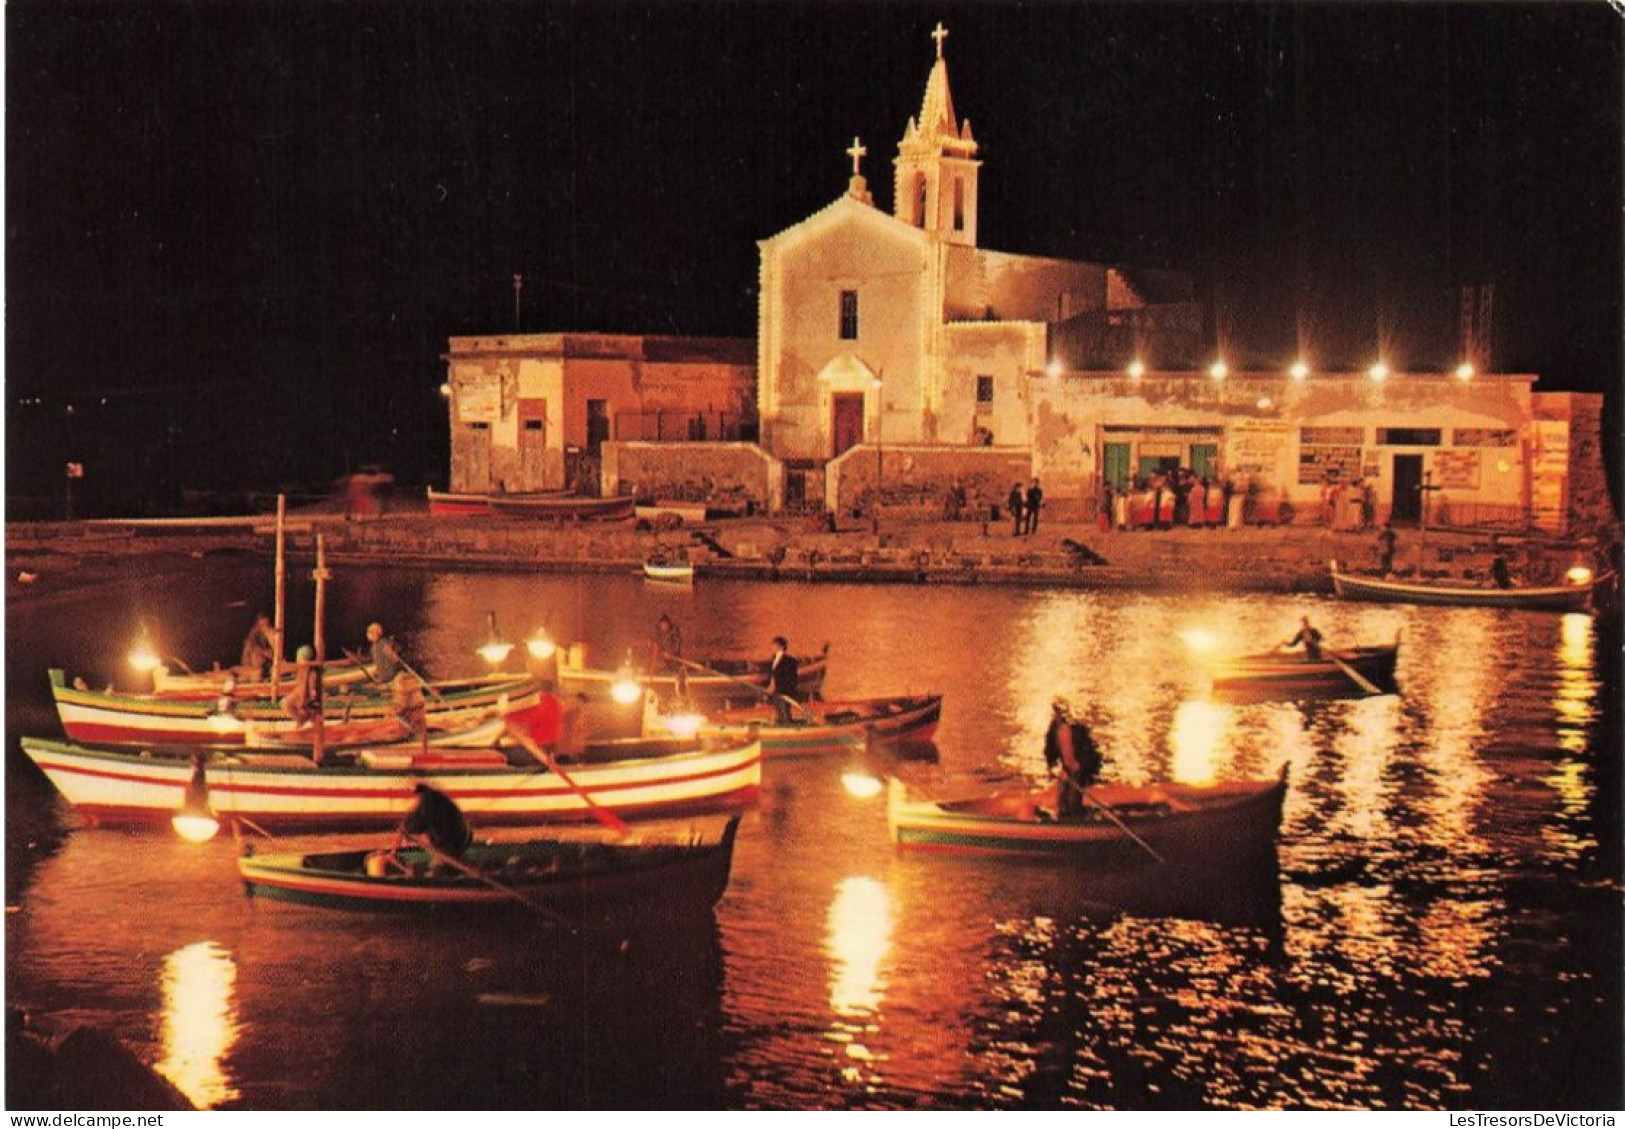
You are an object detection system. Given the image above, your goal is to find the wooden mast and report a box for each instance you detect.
[311,534,330,765]
[270,494,287,692]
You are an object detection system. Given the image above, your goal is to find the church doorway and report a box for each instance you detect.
[831,393,865,458]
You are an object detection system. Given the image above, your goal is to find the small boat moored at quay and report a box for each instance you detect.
[887,767,1288,863]
[1209,641,1401,701]
[237,814,742,921]
[644,693,943,757]
[559,644,830,706]
[426,487,569,516]
[486,493,637,522]
[641,558,696,584]
[47,668,543,747]
[20,732,763,832]
[1329,559,1599,613]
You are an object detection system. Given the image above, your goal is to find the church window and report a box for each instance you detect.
[953,178,965,232]
[1378,427,1441,447]
[976,375,995,404]
[839,291,859,340]
[912,175,927,228]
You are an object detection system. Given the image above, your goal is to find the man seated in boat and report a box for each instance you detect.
[395,782,473,860]
[280,645,321,727]
[1490,553,1514,589]
[1282,616,1324,661]
[391,671,428,742]
[239,612,278,680]
[652,614,684,670]
[360,622,406,685]
[1041,697,1102,820]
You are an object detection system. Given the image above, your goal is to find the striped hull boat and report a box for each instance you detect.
[652,694,942,758]
[21,735,762,832]
[1210,643,1400,701]
[238,815,741,919]
[47,668,541,747]
[1330,560,1594,612]
[888,769,1287,861]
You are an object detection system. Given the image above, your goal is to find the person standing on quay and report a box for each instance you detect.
[1024,479,1044,535]
[1008,484,1026,536]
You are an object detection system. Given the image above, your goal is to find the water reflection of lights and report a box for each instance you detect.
[1553,614,1598,754]
[1167,699,1229,783]
[157,941,240,1109]
[1327,702,1398,843]
[828,876,891,1016]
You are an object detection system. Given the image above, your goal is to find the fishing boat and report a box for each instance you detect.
[558,644,830,706]
[236,814,741,920]
[425,487,569,516]
[646,693,942,757]
[887,768,1288,862]
[147,659,373,700]
[47,668,543,747]
[641,558,696,584]
[485,494,636,522]
[20,733,763,832]
[1329,559,1597,613]
[1209,642,1400,700]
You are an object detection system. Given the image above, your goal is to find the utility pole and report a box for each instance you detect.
[513,274,524,331]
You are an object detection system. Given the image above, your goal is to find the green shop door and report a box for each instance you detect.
[1103,443,1133,490]
[1190,443,1219,480]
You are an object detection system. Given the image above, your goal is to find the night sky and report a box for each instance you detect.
[5,1,1621,514]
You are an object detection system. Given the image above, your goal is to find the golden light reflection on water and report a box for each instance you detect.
[1168,698,1229,783]
[1553,613,1598,754]
[1327,698,1400,843]
[826,875,892,1087]
[156,940,240,1110]
[1414,616,1493,853]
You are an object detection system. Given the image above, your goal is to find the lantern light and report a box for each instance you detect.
[1368,362,1390,382]
[1127,359,1145,379]
[1208,360,1228,380]
[610,655,643,706]
[477,611,513,666]
[526,627,557,662]
[841,772,884,800]
[172,754,221,843]
[1566,565,1594,587]
[1455,363,1475,381]
[1289,360,1310,381]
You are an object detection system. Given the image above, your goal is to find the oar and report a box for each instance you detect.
[664,653,817,722]
[417,839,572,926]
[1324,649,1383,696]
[1061,775,1167,865]
[346,647,448,705]
[504,723,632,837]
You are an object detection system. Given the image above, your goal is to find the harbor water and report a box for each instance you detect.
[6,556,1621,1109]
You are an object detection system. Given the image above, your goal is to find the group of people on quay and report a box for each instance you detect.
[1006,478,1045,536]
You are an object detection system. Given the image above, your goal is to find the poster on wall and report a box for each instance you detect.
[1227,423,1289,477]
[457,373,504,423]
[1432,449,1481,490]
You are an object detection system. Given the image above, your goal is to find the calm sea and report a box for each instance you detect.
[6,556,1621,1109]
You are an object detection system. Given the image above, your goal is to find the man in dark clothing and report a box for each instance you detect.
[399,782,472,858]
[1283,616,1324,661]
[1007,484,1025,536]
[1024,479,1044,535]
[364,622,406,685]
[764,635,801,724]
[1377,525,1397,576]
[1043,698,1102,818]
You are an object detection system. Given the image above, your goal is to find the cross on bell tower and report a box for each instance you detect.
[893,23,980,245]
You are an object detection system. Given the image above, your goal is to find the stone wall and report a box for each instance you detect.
[826,443,1034,521]
[1534,391,1618,537]
[601,441,780,513]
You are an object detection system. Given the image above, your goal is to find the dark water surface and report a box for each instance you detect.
[6,557,1621,1109]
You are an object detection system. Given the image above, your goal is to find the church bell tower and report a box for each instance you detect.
[893,23,981,247]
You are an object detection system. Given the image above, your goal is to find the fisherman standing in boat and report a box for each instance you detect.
[280,645,321,727]
[239,612,279,680]
[652,613,684,670]
[362,622,406,685]
[1043,697,1102,819]
[1282,616,1324,661]
[764,636,801,724]
[397,782,472,859]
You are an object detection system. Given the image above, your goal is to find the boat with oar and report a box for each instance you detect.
[147,659,374,700]
[887,767,1288,862]
[1209,641,1400,701]
[20,732,762,832]
[1329,559,1599,613]
[46,668,542,747]
[236,814,741,920]
[426,487,569,516]
[559,644,830,706]
[645,693,942,758]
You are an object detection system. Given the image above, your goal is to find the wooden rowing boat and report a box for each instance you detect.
[48,668,543,747]
[237,814,741,920]
[426,487,570,516]
[21,733,763,832]
[645,693,942,757]
[1329,559,1595,613]
[485,494,636,522]
[559,644,830,706]
[1209,642,1400,700]
[887,767,1288,861]
[642,559,696,584]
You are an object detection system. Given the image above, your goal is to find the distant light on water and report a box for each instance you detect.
[828,875,890,1017]
[841,771,883,799]
[157,941,240,1109]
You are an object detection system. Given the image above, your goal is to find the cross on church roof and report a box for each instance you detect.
[932,22,948,58]
[846,136,867,176]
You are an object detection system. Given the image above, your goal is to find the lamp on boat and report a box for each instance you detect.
[1566,564,1594,586]
[526,626,557,662]
[841,771,884,800]
[661,710,709,739]
[477,611,514,667]
[129,626,162,674]
[610,654,643,706]
[172,753,221,843]
[1180,627,1219,655]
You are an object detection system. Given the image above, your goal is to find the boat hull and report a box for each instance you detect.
[486,495,636,521]
[657,694,942,758]
[1330,561,1593,612]
[888,771,1287,862]
[426,487,568,516]
[642,562,696,583]
[21,735,762,832]
[238,815,741,919]
[560,648,830,706]
[1210,644,1399,700]
[48,668,540,747]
